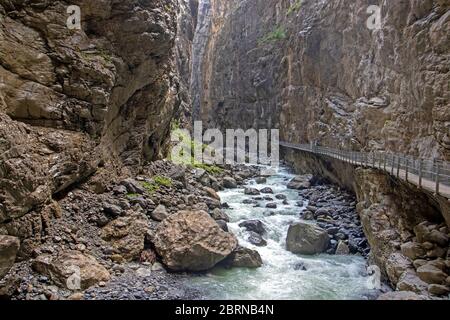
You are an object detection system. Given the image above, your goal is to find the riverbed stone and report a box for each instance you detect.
[216,220,229,232]
[248,232,267,247]
[32,250,110,290]
[244,187,260,196]
[222,247,263,268]
[286,222,330,255]
[153,210,238,271]
[211,208,230,222]
[335,241,350,255]
[302,211,315,221]
[222,177,237,189]
[239,220,265,235]
[255,177,267,184]
[260,187,274,194]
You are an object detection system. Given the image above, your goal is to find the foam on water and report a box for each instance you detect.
[186,166,378,300]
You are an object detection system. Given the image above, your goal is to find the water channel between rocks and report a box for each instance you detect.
[184,165,379,300]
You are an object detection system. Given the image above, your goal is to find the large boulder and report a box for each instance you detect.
[32,251,110,290]
[287,175,313,190]
[153,210,238,271]
[0,235,20,279]
[286,222,330,255]
[101,213,149,262]
[222,247,263,268]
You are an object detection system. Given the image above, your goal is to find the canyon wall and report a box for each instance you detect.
[193,0,450,296]
[194,0,449,160]
[0,0,187,258]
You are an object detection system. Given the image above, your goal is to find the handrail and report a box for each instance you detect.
[280,141,450,197]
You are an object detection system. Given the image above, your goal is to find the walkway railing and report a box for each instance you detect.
[280,141,450,198]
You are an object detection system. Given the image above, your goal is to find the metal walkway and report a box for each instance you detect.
[280,141,450,199]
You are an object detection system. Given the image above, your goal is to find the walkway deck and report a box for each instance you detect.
[280,141,450,199]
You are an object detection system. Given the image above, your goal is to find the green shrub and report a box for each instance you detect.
[258,26,287,45]
[141,176,173,194]
[194,163,223,175]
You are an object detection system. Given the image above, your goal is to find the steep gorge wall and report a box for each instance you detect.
[192,0,450,296]
[0,0,192,258]
[194,0,449,160]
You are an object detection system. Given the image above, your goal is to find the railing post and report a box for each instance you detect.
[397,156,400,178]
[405,157,409,182]
[384,153,387,171]
[419,159,423,188]
[391,154,395,175]
[436,161,440,195]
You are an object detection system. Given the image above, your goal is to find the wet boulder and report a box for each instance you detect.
[153,210,238,271]
[222,177,238,189]
[255,177,267,184]
[260,187,274,194]
[211,208,230,222]
[244,187,260,196]
[222,246,263,268]
[286,222,330,255]
[248,232,267,247]
[239,220,265,235]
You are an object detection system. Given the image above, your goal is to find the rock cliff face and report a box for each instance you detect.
[193,0,449,160]
[175,0,199,128]
[0,0,182,259]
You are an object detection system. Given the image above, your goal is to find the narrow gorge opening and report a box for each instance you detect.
[0,0,449,303]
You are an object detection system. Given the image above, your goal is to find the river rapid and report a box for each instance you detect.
[185,165,380,300]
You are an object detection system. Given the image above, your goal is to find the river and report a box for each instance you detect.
[185,165,379,300]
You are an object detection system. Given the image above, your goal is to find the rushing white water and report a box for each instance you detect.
[186,166,379,300]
